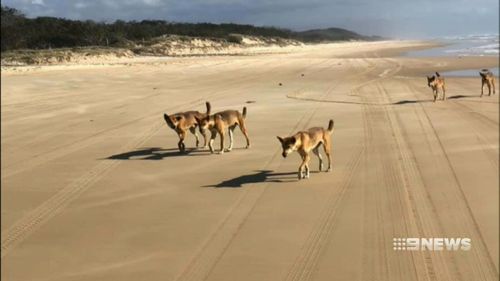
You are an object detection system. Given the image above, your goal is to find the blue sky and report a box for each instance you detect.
[3,0,499,38]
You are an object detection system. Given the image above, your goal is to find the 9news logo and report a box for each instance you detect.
[393,237,471,251]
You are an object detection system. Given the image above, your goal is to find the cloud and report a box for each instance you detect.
[74,2,87,9]
[142,0,162,6]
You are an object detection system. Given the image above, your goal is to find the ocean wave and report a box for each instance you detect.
[443,34,499,42]
[444,45,499,55]
[483,49,499,54]
[441,36,499,56]
[476,43,499,49]
[406,34,499,57]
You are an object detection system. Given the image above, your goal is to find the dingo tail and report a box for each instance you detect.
[328,119,334,133]
[242,107,247,118]
[205,102,211,115]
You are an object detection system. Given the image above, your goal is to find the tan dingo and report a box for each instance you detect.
[196,103,250,154]
[427,72,446,102]
[277,120,334,179]
[480,69,496,97]
[163,102,210,152]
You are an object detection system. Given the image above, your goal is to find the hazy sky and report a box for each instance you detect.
[3,0,499,38]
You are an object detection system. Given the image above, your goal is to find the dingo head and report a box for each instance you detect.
[479,70,491,80]
[164,113,183,129]
[277,136,298,158]
[427,75,436,87]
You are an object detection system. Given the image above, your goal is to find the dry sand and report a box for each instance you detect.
[1,41,498,281]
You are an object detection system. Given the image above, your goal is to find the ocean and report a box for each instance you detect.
[405,34,499,76]
[406,34,499,57]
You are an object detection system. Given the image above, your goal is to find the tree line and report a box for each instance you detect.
[1,6,298,52]
[1,6,378,52]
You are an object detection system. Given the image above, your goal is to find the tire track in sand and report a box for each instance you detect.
[1,57,293,179]
[1,73,265,258]
[373,81,454,281]
[405,81,498,170]
[283,148,363,281]
[282,56,387,281]
[0,53,335,262]
[174,101,323,281]
[0,117,162,258]
[365,76,498,280]
[1,56,304,258]
[362,59,479,280]
[174,57,343,281]
[405,83,499,280]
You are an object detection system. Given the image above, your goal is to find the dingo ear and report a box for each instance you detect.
[163,113,175,129]
[435,72,440,77]
[277,136,284,143]
[479,72,486,78]
[175,115,183,122]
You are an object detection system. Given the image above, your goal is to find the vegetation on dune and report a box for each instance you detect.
[1,5,381,53]
[295,28,384,42]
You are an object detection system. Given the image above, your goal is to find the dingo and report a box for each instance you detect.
[480,69,496,97]
[163,102,210,152]
[277,120,334,179]
[427,72,446,102]
[196,103,250,154]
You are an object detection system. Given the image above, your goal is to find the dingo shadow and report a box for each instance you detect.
[105,147,209,160]
[204,170,298,188]
[392,95,473,105]
[447,95,475,100]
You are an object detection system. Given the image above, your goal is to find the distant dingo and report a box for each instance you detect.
[163,102,210,152]
[427,72,446,102]
[479,69,496,97]
[277,120,334,180]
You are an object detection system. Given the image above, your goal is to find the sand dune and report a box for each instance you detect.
[1,41,498,281]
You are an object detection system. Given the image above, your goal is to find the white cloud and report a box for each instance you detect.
[142,0,162,6]
[31,0,45,5]
[74,2,88,9]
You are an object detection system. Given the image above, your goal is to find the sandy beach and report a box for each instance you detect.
[1,40,498,281]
